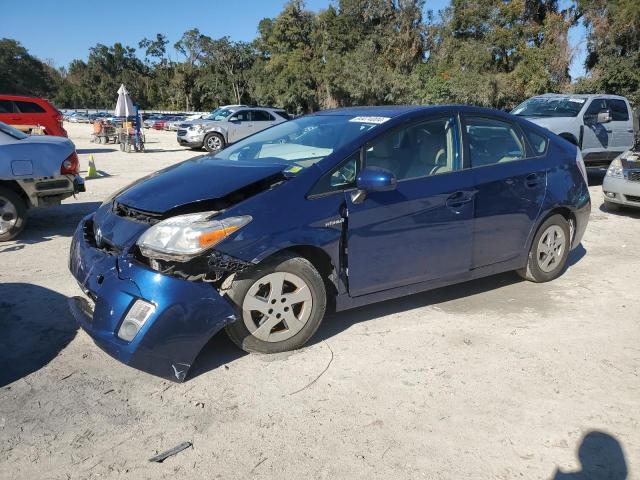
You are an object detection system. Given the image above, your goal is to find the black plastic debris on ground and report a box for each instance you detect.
[148,441,192,463]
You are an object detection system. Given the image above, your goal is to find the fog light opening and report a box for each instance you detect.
[604,191,616,199]
[117,299,156,342]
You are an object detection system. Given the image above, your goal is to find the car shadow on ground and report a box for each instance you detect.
[191,248,590,379]
[552,431,628,479]
[0,201,101,249]
[143,148,192,153]
[76,148,117,154]
[598,202,640,219]
[587,168,607,186]
[0,283,78,387]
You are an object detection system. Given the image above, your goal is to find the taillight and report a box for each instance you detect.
[61,152,79,175]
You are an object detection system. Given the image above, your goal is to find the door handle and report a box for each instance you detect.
[525,173,542,188]
[628,129,635,133]
[445,191,472,209]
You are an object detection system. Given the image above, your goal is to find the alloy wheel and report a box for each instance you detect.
[242,272,313,343]
[206,135,222,151]
[0,196,18,235]
[536,225,566,273]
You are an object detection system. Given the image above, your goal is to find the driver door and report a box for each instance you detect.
[345,115,475,297]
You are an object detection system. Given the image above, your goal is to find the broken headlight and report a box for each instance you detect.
[137,212,251,261]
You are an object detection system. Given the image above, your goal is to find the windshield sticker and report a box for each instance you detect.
[285,165,303,174]
[568,98,586,103]
[349,116,390,124]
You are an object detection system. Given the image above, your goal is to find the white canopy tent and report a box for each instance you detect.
[114,84,134,118]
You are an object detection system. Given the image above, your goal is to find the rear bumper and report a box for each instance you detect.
[602,176,640,208]
[572,198,591,249]
[68,216,239,381]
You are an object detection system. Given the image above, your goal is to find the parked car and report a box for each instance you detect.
[0,121,84,241]
[68,105,590,381]
[163,116,186,131]
[602,149,640,210]
[0,95,67,137]
[512,94,635,167]
[177,106,289,152]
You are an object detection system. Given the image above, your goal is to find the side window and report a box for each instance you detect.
[275,110,291,120]
[0,100,16,113]
[522,126,548,156]
[585,99,606,116]
[15,101,46,113]
[465,117,525,167]
[230,110,250,122]
[365,117,456,181]
[608,99,629,121]
[308,151,360,196]
[253,110,275,122]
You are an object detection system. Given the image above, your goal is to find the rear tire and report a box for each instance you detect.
[0,187,28,242]
[518,214,571,283]
[225,253,327,354]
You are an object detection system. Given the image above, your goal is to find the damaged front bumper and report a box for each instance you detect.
[68,215,239,382]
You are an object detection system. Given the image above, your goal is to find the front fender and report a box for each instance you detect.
[203,125,228,141]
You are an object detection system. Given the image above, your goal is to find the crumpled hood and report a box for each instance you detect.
[115,157,287,214]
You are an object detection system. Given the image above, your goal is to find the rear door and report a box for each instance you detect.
[606,98,635,153]
[345,113,476,296]
[462,115,547,269]
[251,110,277,134]
[14,100,48,134]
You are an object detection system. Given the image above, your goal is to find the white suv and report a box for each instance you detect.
[177,106,291,152]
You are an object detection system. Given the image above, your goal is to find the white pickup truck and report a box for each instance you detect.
[0,121,84,241]
[512,94,636,167]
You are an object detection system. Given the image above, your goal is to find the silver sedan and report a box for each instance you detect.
[602,150,640,210]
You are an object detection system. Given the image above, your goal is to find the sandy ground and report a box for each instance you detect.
[0,122,638,479]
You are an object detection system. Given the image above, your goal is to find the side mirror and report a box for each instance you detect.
[229,118,240,123]
[597,109,612,124]
[356,167,397,192]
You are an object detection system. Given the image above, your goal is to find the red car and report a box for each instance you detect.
[0,94,67,137]
[152,119,167,130]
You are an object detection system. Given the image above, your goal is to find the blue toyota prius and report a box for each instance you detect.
[69,105,591,381]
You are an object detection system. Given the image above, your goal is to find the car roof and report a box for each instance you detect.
[535,93,628,101]
[0,94,50,103]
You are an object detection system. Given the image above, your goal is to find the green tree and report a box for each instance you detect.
[0,38,60,97]
[574,0,640,105]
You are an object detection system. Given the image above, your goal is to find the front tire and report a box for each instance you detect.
[518,214,571,282]
[203,133,225,153]
[225,253,327,353]
[0,187,28,242]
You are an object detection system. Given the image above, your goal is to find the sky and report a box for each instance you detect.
[3,0,587,79]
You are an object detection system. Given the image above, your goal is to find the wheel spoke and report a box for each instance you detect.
[243,295,270,315]
[283,285,312,305]
[281,310,304,332]
[267,272,286,301]
[253,315,282,341]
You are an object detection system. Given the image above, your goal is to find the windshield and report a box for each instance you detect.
[215,115,385,167]
[205,108,233,121]
[0,121,28,140]
[512,97,586,117]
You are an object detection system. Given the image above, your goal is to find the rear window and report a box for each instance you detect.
[252,110,275,121]
[275,110,292,120]
[608,99,629,121]
[0,100,16,113]
[465,117,525,167]
[15,101,46,113]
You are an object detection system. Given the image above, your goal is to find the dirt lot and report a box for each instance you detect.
[1,122,638,479]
